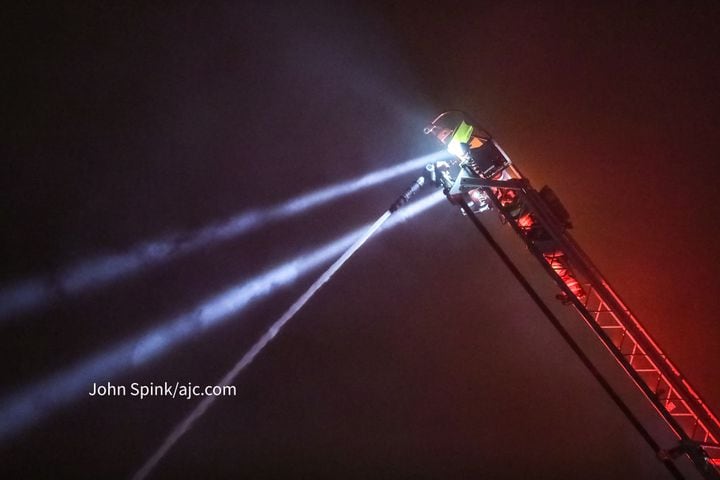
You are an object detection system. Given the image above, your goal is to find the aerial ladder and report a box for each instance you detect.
[423,111,720,480]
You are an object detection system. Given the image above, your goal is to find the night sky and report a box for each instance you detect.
[3,2,720,478]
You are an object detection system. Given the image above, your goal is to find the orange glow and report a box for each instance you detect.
[517,213,534,230]
[492,185,586,299]
[544,251,586,299]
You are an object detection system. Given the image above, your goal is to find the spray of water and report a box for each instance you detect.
[0,151,449,321]
[0,191,444,441]
[132,209,393,480]
[133,177,431,479]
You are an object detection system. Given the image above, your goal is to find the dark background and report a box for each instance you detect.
[2,1,719,478]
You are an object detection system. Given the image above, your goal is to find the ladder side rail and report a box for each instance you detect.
[455,196,689,479]
[477,186,693,444]
[562,230,720,439]
[587,292,715,444]
[477,185,720,476]
[520,187,720,445]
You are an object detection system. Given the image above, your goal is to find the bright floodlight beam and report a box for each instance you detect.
[132,177,427,480]
[0,151,449,322]
[0,189,444,442]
